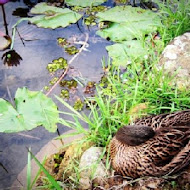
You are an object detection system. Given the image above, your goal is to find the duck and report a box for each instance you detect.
[109,110,190,178]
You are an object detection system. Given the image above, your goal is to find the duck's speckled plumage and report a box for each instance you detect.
[110,110,190,178]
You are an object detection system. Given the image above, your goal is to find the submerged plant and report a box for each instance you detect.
[57,37,70,47]
[84,15,97,26]
[49,77,59,85]
[47,57,68,73]
[60,79,78,89]
[65,46,79,55]
[73,98,84,111]
[60,89,70,99]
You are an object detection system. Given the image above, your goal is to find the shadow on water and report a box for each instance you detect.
[0,0,114,188]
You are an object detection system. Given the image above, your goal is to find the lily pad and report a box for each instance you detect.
[29,3,82,29]
[65,0,107,7]
[97,21,159,42]
[0,88,59,133]
[96,6,161,42]
[97,6,160,23]
[106,41,149,66]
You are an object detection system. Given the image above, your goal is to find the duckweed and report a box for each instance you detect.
[60,89,69,99]
[65,46,79,55]
[60,79,78,89]
[47,57,68,73]
[73,98,84,111]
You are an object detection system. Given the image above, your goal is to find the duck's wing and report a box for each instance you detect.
[150,125,190,176]
[134,110,190,130]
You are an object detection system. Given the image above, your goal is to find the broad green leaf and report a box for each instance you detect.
[97,21,159,42]
[65,0,106,7]
[96,6,161,42]
[97,6,160,23]
[0,88,59,133]
[29,3,82,29]
[106,41,149,66]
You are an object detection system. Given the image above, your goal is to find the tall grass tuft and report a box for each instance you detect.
[157,0,190,44]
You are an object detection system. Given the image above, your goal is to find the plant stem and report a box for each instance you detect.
[1,4,9,36]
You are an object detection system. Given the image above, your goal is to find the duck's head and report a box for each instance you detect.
[115,125,155,146]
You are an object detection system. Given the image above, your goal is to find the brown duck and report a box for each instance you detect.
[110,110,190,178]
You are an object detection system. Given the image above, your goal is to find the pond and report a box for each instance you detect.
[0,0,113,188]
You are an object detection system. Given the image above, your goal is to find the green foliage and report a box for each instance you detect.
[65,0,107,7]
[97,6,160,23]
[58,61,190,147]
[0,88,59,133]
[97,21,159,42]
[73,98,84,111]
[157,0,190,44]
[47,57,68,73]
[28,149,62,190]
[96,6,161,66]
[106,40,149,66]
[29,3,82,29]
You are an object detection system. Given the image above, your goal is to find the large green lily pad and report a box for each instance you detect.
[106,41,149,66]
[29,3,82,29]
[97,20,158,42]
[0,88,59,133]
[96,6,161,42]
[97,6,160,23]
[65,0,107,7]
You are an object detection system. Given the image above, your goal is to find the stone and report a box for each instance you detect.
[79,147,109,189]
[158,32,190,88]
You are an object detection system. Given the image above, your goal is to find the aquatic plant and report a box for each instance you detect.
[0,87,59,133]
[65,46,79,55]
[73,98,84,111]
[65,0,107,7]
[60,89,70,99]
[47,57,68,73]
[60,79,78,89]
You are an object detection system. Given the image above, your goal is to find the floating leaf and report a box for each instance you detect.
[0,88,59,133]
[97,20,159,42]
[96,6,161,42]
[97,6,160,23]
[29,3,82,29]
[106,41,148,66]
[65,0,106,7]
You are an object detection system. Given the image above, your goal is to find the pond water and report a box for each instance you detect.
[0,0,113,188]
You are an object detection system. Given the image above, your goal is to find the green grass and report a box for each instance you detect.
[58,62,190,147]
[157,0,190,44]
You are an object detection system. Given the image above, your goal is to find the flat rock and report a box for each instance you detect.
[79,147,109,189]
[158,32,190,88]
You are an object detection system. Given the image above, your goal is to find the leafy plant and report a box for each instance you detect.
[27,149,62,190]
[96,6,161,41]
[29,3,82,29]
[0,87,59,133]
[65,0,107,7]
[96,6,161,66]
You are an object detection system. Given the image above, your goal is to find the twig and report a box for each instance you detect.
[45,33,89,97]
[1,4,9,36]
